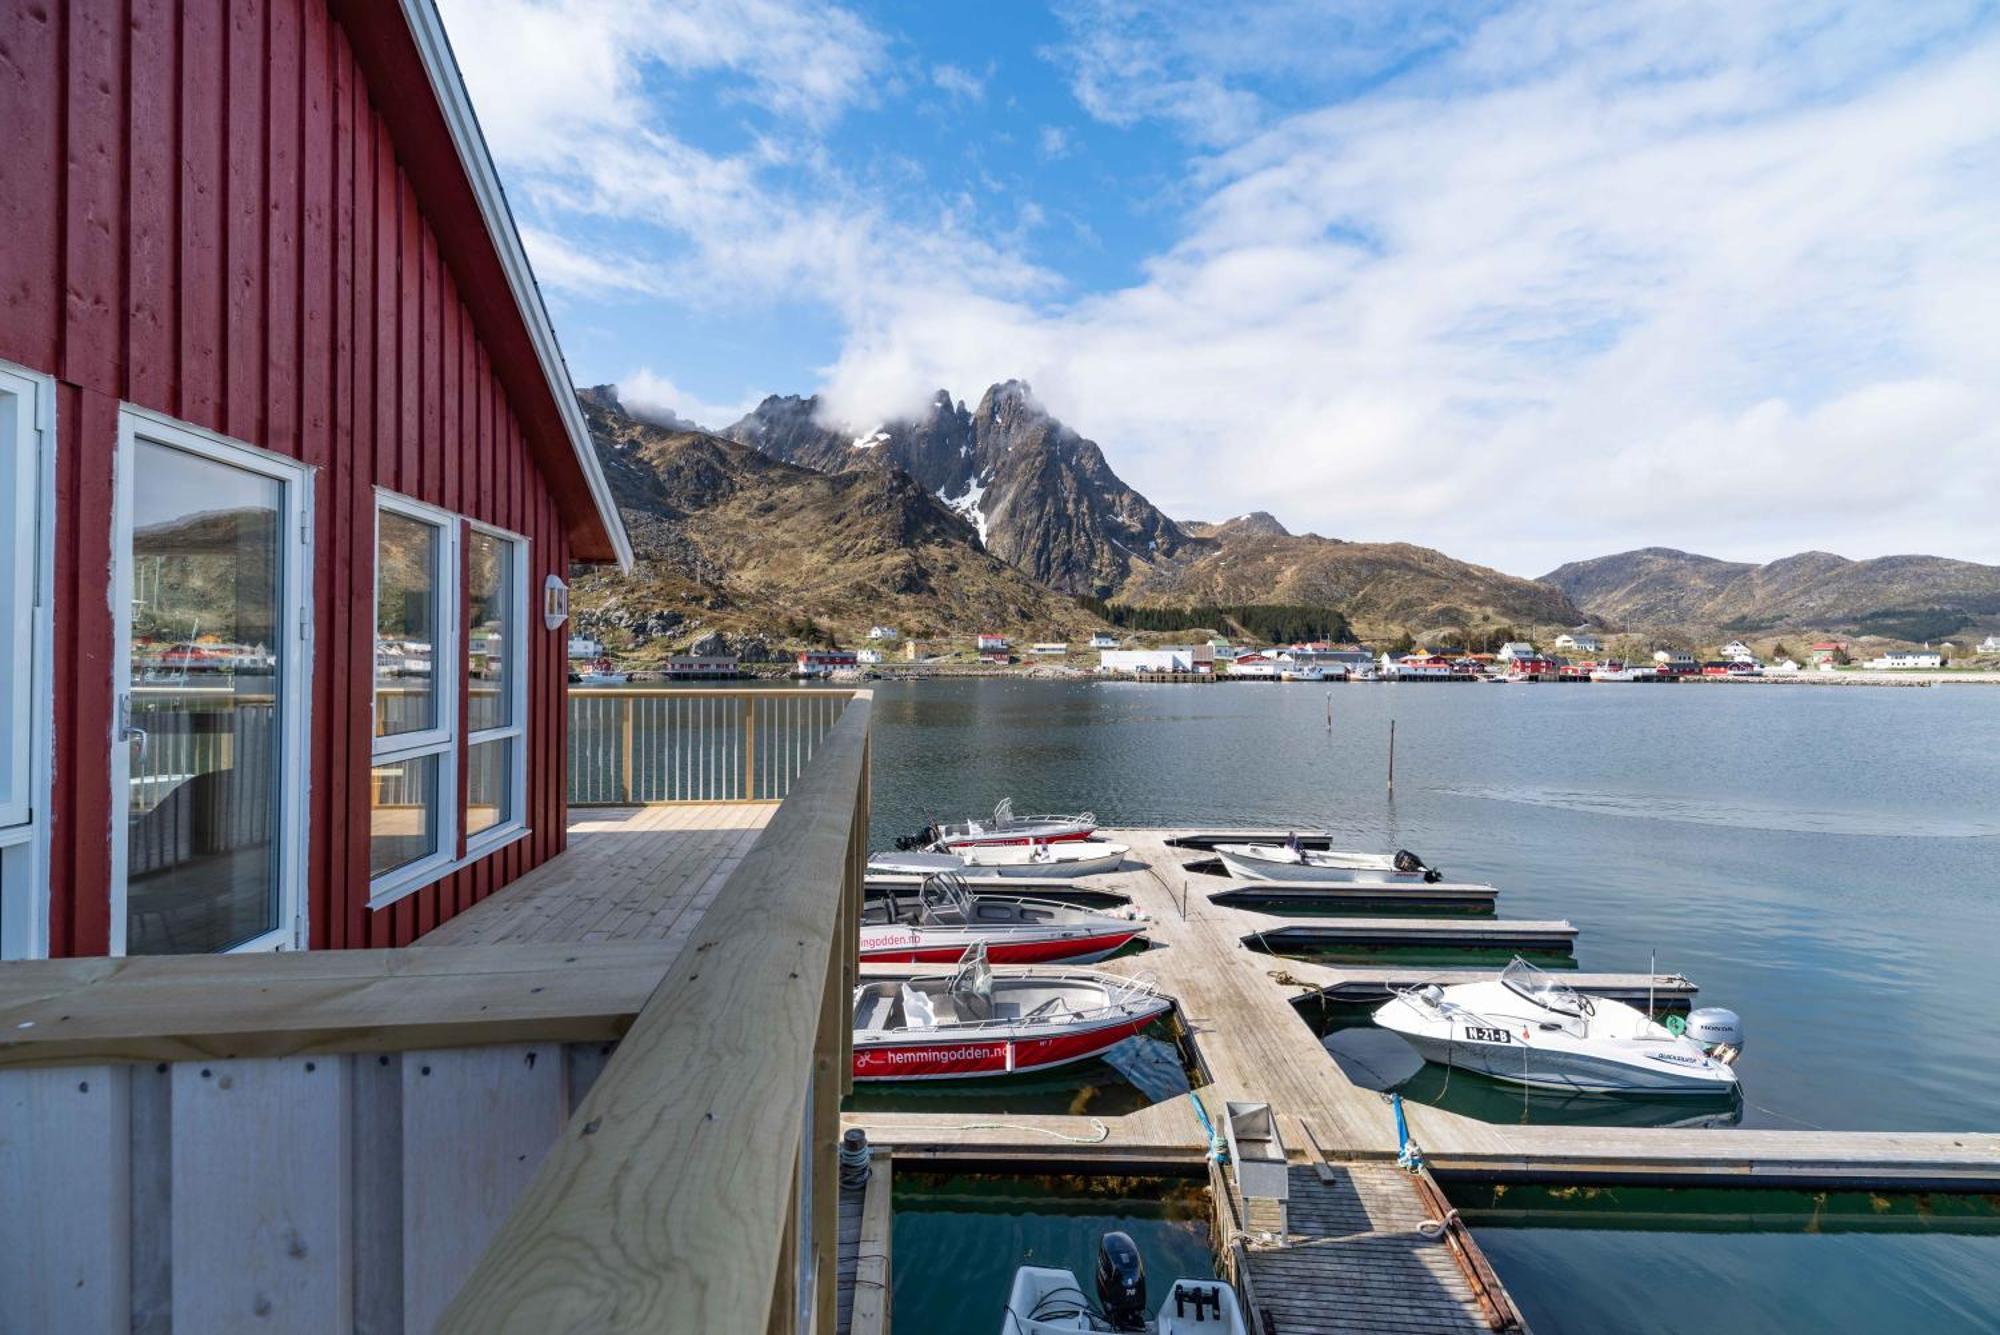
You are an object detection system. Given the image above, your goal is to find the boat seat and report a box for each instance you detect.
[900,984,938,1029]
[854,989,900,1033]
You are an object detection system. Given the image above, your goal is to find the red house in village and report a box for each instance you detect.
[0,0,631,960]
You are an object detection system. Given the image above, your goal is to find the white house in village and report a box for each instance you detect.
[1867,651,1943,670]
[1090,632,1119,649]
[866,625,900,641]
[1497,641,1536,660]
[1721,640,1758,661]
[1099,647,1200,673]
[1030,643,1068,655]
[1553,632,1603,653]
[855,648,884,665]
[1979,635,2000,653]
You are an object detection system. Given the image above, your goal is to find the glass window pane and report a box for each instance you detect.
[369,753,438,878]
[467,737,512,838]
[1,384,30,824]
[467,533,513,733]
[126,439,286,955]
[376,510,438,737]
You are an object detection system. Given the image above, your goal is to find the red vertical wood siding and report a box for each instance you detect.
[0,0,581,955]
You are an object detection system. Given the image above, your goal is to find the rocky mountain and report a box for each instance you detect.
[571,387,1103,659]
[720,384,1582,638]
[724,381,1189,597]
[1542,547,2000,640]
[1123,524,1582,642]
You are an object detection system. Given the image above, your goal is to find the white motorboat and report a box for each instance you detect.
[860,874,1145,965]
[1589,662,1657,683]
[1279,666,1324,682]
[1373,958,1743,1095]
[852,944,1171,1081]
[1003,1233,1246,1333]
[925,798,1099,849]
[1214,840,1441,884]
[869,842,1129,880]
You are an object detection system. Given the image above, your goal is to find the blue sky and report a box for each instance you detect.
[439,0,2000,575]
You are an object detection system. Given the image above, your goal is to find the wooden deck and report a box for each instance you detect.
[421,803,776,947]
[1229,1164,1510,1335]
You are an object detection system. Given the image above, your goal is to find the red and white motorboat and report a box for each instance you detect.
[859,874,1145,965]
[852,944,1173,1081]
[924,798,1098,849]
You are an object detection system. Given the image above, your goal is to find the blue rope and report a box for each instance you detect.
[1189,1091,1229,1163]
[1392,1093,1424,1173]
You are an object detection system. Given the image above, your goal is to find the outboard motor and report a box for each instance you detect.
[1393,849,1444,883]
[893,823,942,851]
[1685,1008,1745,1064]
[1094,1231,1147,1332]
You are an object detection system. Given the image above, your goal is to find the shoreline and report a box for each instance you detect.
[711,665,2000,687]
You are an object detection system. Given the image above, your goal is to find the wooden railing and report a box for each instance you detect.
[567,687,856,805]
[0,692,873,1334]
[442,693,870,1331]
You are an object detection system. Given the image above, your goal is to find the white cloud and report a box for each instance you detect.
[449,0,2000,572]
[618,367,761,433]
[820,2,2000,570]
[931,62,986,101]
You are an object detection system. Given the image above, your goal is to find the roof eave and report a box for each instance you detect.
[396,0,634,573]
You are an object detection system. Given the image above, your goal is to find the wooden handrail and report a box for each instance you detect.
[0,942,680,1067]
[439,696,872,1333]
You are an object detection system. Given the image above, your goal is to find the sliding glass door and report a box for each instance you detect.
[113,413,311,954]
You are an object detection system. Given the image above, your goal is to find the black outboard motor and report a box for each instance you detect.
[1094,1231,1147,1332]
[1393,849,1443,883]
[893,823,942,851]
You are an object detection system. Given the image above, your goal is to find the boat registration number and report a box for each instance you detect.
[1462,1025,1513,1044]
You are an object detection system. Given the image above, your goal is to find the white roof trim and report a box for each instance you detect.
[397,0,634,572]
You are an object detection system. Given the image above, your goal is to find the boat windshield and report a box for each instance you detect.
[947,941,995,1018]
[992,797,1015,829]
[918,872,976,922]
[1499,956,1585,1017]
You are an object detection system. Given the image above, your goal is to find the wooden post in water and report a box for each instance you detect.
[1387,718,1396,793]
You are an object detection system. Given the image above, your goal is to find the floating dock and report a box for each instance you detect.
[1240,915,1577,953]
[1206,880,1500,912]
[844,826,2000,1333]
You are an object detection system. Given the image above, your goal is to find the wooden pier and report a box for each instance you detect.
[1206,881,1500,912]
[844,825,2000,1332]
[1240,915,1577,953]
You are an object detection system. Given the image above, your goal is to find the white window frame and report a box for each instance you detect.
[369,490,462,906]
[110,406,316,956]
[464,520,529,857]
[0,361,56,959]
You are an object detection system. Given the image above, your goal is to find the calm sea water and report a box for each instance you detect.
[853,677,2000,1332]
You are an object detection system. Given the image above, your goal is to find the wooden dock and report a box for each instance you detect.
[1240,916,1577,952]
[1206,881,1500,912]
[845,825,2000,1332]
[835,1153,891,1335]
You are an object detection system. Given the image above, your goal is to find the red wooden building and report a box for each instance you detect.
[0,0,632,959]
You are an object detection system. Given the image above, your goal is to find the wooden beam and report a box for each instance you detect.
[0,942,682,1068]
[438,700,873,1334]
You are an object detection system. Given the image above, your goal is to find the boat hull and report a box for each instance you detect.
[936,826,1097,849]
[1385,1027,1736,1094]
[858,926,1142,965]
[1215,845,1428,885]
[959,842,1130,878]
[852,1005,1168,1081]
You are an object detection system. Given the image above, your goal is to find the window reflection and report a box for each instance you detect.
[375,511,438,737]
[369,753,439,877]
[466,738,511,837]
[467,532,512,734]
